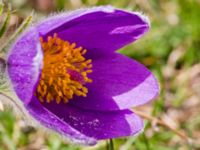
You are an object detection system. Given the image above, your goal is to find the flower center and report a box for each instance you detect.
[35,33,92,104]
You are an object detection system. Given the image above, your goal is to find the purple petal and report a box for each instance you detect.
[7,28,43,104]
[37,6,149,57]
[42,101,143,140]
[27,97,96,145]
[70,54,159,110]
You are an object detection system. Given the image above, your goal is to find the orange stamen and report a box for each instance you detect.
[35,33,92,104]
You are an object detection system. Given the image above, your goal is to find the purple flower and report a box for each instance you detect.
[7,6,159,145]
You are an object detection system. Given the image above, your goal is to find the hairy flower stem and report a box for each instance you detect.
[0,92,26,117]
[0,57,6,74]
[106,139,114,150]
[0,57,6,87]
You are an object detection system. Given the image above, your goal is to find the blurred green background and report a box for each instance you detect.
[0,0,200,150]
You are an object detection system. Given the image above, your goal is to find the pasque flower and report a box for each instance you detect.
[7,6,159,145]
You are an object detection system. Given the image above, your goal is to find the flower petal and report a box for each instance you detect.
[42,101,143,140]
[7,28,43,104]
[27,97,96,145]
[37,6,149,56]
[70,54,159,110]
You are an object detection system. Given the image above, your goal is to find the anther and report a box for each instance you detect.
[35,34,92,104]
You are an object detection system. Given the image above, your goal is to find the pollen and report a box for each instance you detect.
[35,33,92,104]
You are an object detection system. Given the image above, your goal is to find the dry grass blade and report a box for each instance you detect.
[133,109,194,144]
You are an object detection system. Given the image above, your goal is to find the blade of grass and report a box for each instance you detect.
[120,136,136,150]
[142,133,151,150]
[0,3,4,16]
[56,0,66,10]
[0,5,11,38]
[0,12,33,53]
